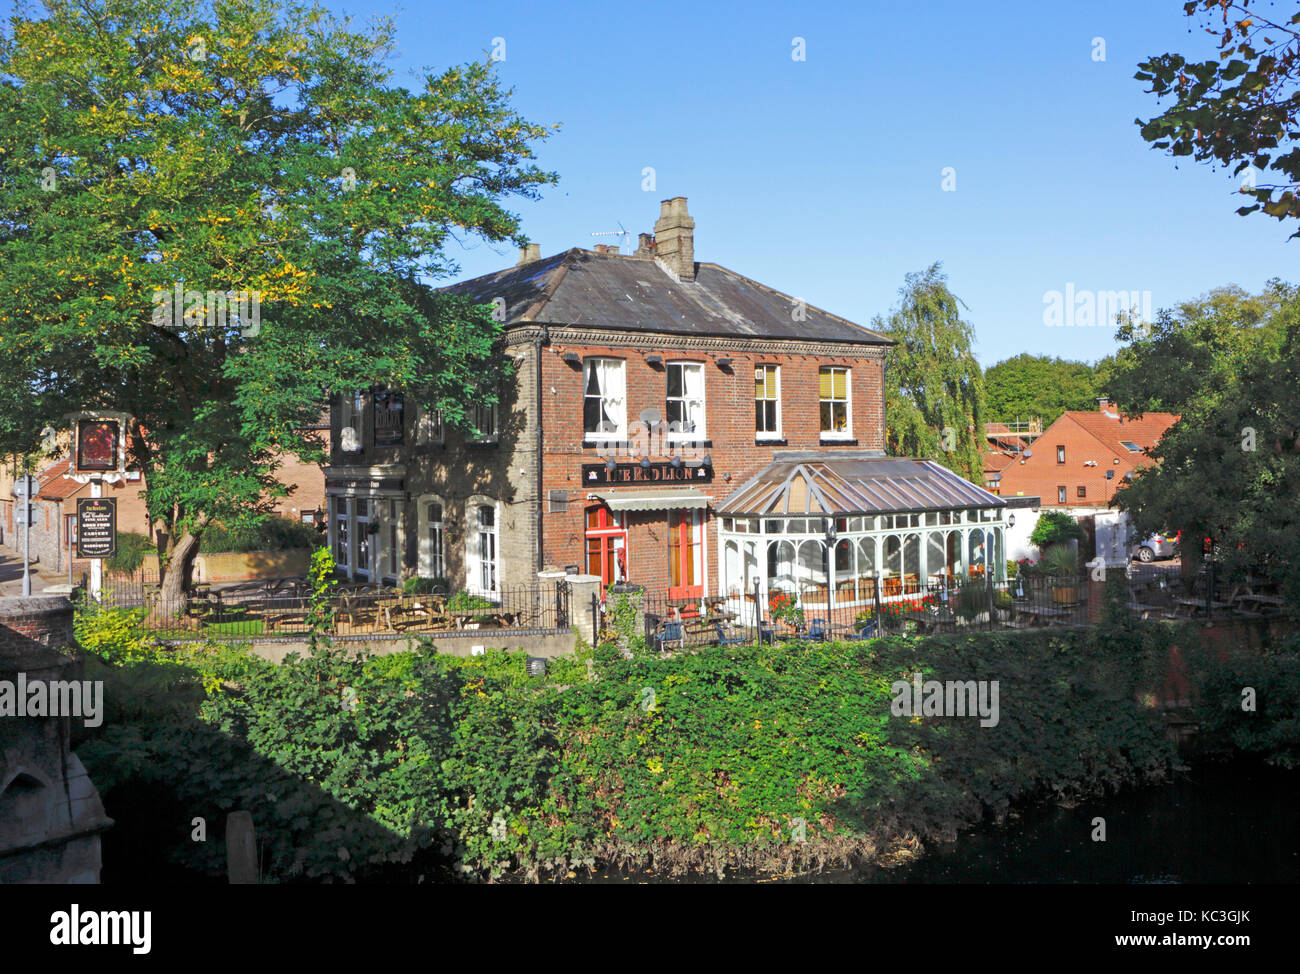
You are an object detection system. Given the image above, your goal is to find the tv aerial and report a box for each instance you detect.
[590,221,630,254]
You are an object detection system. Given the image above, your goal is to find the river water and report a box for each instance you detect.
[588,760,1300,884]
[858,760,1300,884]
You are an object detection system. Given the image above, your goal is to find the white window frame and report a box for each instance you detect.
[755,364,782,439]
[417,494,447,579]
[466,497,501,596]
[354,497,372,579]
[666,361,706,441]
[583,358,627,440]
[379,498,400,582]
[468,402,498,443]
[332,496,351,575]
[819,366,852,439]
[339,391,365,452]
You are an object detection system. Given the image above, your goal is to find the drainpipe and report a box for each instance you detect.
[535,327,547,573]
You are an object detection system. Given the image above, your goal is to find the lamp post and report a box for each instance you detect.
[823,516,837,621]
[21,455,32,596]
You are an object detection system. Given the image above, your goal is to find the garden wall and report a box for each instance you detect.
[235,627,577,664]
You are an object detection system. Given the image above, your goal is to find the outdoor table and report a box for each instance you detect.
[1174,597,1234,618]
[450,608,521,629]
[1015,604,1072,626]
[1127,601,1165,620]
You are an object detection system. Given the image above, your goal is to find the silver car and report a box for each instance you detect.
[1132,531,1179,562]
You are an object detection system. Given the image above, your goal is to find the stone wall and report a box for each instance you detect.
[0,596,112,884]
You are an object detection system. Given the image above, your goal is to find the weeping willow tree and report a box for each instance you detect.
[876,263,986,482]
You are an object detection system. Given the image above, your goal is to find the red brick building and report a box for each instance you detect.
[327,198,1011,616]
[994,399,1178,509]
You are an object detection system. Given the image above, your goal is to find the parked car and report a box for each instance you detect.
[1132,531,1179,562]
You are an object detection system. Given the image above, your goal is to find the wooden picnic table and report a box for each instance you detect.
[1127,601,1166,621]
[450,607,524,630]
[1014,604,1073,626]
[1174,597,1234,618]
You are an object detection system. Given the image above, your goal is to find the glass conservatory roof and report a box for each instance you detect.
[717,454,1003,517]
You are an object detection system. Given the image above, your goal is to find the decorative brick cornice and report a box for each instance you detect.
[506,324,887,359]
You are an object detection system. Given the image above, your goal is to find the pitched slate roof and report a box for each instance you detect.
[439,249,892,345]
[718,453,1002,517]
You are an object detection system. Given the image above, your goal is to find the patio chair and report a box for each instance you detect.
[806,618,828,642]
[714,621,748,646]
[843,619,877,641]
[654,621,683,653]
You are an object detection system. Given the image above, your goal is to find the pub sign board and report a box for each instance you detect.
[76,419,120,473]
[582,461,713,485]
[76,497,118,560]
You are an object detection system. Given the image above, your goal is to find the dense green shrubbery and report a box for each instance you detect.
[199,516,324,553]
[1030,510,1085,550]
[74,607,1299,882]
[402,576,449,595]
[105,532,153,575]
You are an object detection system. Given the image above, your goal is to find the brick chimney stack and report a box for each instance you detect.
[518,242,541,266]
[653,197,695,281]
[1098,397,1118,418]
[634,232,655,258]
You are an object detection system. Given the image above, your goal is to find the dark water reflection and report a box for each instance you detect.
[586,761,1300,884]
[859,760,1300,884]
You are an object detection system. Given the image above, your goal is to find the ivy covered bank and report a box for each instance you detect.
[73,603,1299,882]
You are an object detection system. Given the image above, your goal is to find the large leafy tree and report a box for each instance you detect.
[0,0,556,604]
[877,263,985,482]
[1136,0,1300,235]
[984,354,1107,427]
[1107,281,1300,598]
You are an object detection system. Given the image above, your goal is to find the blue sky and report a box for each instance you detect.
[14,0,1295,366]
[333,0,1288,366]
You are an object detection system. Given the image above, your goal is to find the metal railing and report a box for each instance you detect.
[94,580,572,641]
[628,566,1288,652]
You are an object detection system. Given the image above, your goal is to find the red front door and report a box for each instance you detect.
[585,506,627,588]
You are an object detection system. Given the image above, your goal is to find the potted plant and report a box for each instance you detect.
[768,589,804,632]
[1041,543,1081,603]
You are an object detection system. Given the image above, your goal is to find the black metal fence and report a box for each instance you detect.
[94,580,572,641]
[623,563,1287,652]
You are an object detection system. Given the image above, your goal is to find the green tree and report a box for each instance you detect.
[0,0,556,607]
[1029,510,1085,550]
[1136,1,1300,235]
[1108,281,1300,598]
[984,354,1106,427]
[878,263,985,482]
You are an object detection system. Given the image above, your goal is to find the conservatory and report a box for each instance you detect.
[715,454,1008,623]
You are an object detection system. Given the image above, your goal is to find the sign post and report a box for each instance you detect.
[12,464,36,596]
[63,410,132,602]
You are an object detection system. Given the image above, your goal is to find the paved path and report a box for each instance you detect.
[0,542,62,597]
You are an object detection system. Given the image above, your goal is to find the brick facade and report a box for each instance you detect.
[995,401,1178,511]
[323,196,895,598]
[326,328,887,597]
